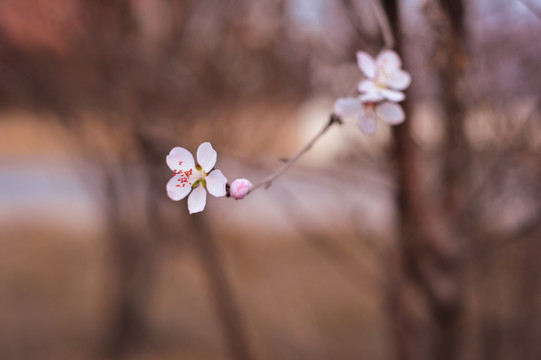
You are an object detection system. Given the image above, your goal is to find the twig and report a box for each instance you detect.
[247,114,342,194]
[369,0,395,48]
[339,0,371,48]
[517,0,541,22]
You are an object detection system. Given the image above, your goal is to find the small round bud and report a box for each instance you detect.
[230,178,252,200]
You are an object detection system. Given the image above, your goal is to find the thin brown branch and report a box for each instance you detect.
[247,114,342,194]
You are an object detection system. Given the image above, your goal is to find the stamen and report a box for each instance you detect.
[174,166,197,189]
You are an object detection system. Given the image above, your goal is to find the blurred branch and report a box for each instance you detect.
[460,100,540,230]
[370,0,395,48]
[338,0,371,48]
[469,203,541,262]
[517,0,541,21]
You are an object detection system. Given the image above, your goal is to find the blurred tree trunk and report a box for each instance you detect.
[103,162,159,358]
[191,215,255,360]
[384,0,466,359]
[434,0,468,223]
[513,225,541,360]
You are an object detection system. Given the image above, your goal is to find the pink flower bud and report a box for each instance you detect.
[230,178,252,200]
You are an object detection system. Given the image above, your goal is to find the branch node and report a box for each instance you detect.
[330,113,343,125]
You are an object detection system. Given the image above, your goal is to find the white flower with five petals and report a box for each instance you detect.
[356,49,411,103]
[166,142,227,214]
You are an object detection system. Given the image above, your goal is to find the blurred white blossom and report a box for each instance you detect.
[334,49,410,135]
[356,49,411,103]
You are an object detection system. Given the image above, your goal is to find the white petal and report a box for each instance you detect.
[357,107,378,135]
[197,142,217,173]
[360,91,385,103]
[188,185,207,214]
[166,147,195,172]
[380,89,405,102]
[166,175,193,201]
[333,97,361,118]
[206,170,227,197]
[377,102,405,125]
[356,51,376,79]
[376,50,401,73]
[358,79,378,94]
[386,69,411,90]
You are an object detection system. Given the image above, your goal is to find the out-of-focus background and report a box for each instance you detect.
[1,0,541,359]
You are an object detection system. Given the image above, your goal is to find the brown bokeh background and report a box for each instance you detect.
[1,1,541,359]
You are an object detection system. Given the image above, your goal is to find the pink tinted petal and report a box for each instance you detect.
[196,142,217,173]
[377,102,405,125]
[166,175,192,201]
[380,89,405,102]
[188,185,207,214]
[230,178,252,200]
[166,147,195,172]
[206,170,227,197]
[360,91,385,103]
[386,69,411,90]
[356,51,376,79]
[333,97,361,118]
[357,107,378,135]
[376,50,401,73]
